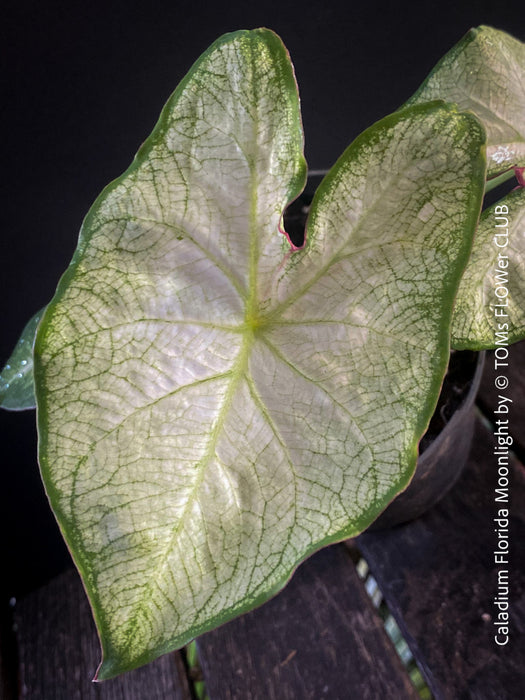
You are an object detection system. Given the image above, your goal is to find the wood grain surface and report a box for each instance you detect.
[197,544,418,700]
[13,570,192,700]
[359,417,525,700]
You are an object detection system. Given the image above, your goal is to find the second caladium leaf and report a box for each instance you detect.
[404,25,525,350]
[405,25,525,177]
[452,187,525,349]
[34,30,485,679]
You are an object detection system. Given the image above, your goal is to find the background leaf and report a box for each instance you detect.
[405,26,525,177]
[0,308,45,411]
[452,187,525,349]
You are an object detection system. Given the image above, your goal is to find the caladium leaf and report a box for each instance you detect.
[34,29,485,679]
[452,187,525,349]
[0,308,45,410]
[405,26,525,177]
[405,26,525,349]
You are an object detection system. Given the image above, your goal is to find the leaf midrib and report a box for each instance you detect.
[114,41,265,651]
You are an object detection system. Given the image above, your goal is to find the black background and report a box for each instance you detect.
[1,0,524,598]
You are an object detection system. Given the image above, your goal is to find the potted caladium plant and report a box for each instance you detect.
[1,25,524,680]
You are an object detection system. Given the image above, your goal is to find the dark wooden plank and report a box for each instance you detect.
[478,339,525,457]
[14,568,192,699]
[358,417,525,700]
[0,602,17,700]
[197,544,418,700]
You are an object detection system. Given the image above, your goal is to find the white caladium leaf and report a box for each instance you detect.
[0,308,45,410]
[452,187,525,349]
[34,29,485,679]
[405,26,525,177]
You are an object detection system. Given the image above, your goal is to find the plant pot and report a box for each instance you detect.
[367,349,485,530]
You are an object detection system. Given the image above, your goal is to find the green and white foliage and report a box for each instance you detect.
[29,29,486,678]
[406,26,525,178]
[405,25,525,349]
[0,308,44,410]
[452,187,525,349]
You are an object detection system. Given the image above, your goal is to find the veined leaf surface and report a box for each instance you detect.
[406,26,525,177]
[452,187,525,349]
[0,308,44,410]
[34,30,485,679]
